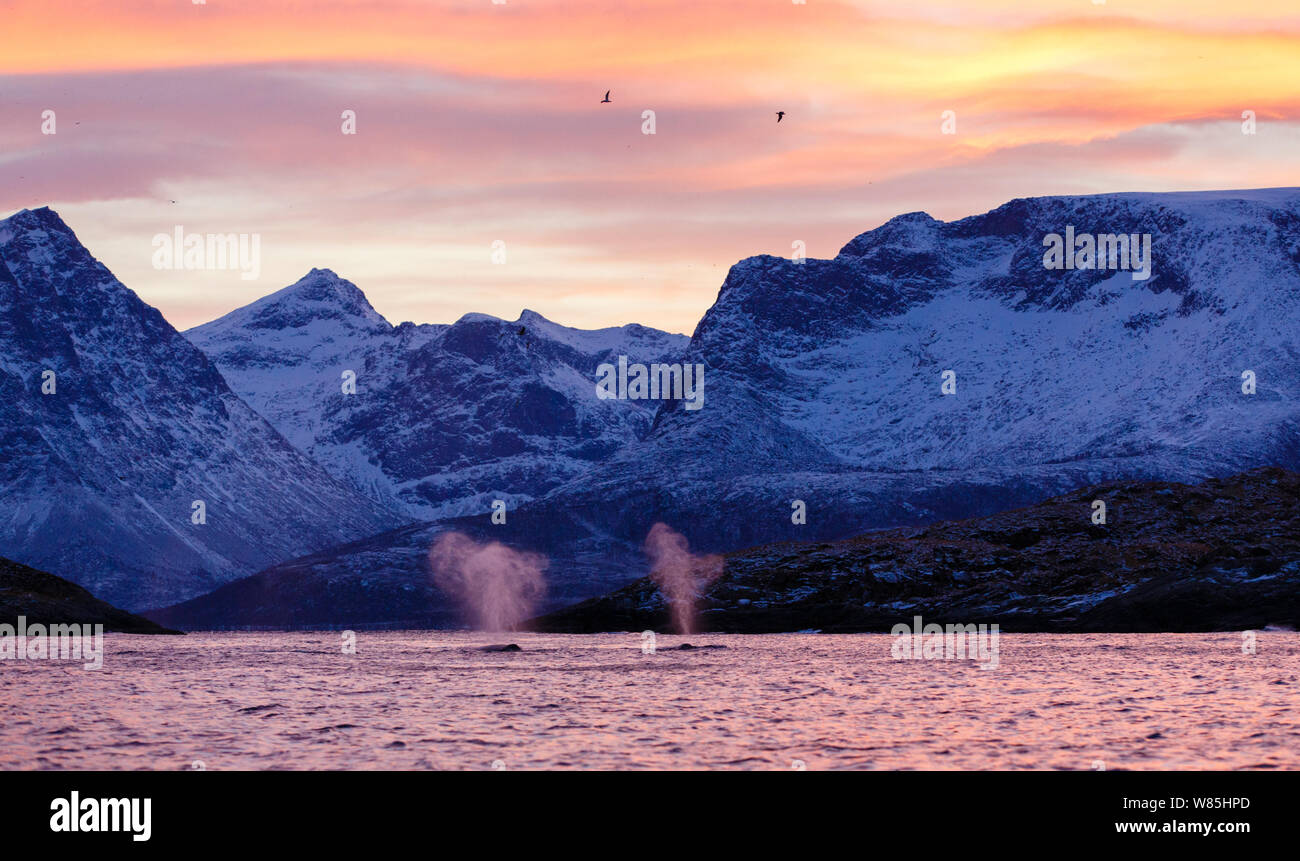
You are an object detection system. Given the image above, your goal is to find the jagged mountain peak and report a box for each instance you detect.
[188,275,689,521]
[0,206,118,292]
[0,207,87,246]
[837,210,941,257]
[0,205,69,231]
[517,308,550,324]
[0,208,402,611]
[443,307,687,363]
[448,309,560,332]
[839,188,1300,254]
[199,267,390,334]
[707,187,1300,342]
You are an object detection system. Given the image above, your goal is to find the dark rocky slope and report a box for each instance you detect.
[0,556,180,634]
[533,467,1300,633]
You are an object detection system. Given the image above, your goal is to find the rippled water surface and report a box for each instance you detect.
[3,631,1298,770]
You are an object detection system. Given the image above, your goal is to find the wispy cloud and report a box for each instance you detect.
[2,1,1296,332]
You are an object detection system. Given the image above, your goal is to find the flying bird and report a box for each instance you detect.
[601,90,611,103]
[776,111,785,122]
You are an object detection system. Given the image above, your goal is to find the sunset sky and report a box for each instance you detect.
[2,0,1297,334]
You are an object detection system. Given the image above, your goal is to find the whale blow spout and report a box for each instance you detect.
[428,532,547,632]
[644,523,724,635]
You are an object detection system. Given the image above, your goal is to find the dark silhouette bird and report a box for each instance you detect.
[776,111,785,122]
[601,90,611,103]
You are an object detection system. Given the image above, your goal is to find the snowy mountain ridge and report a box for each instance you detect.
[534,186,1300,555]
[186,270,690,520]
[0,208,402,610]
[155,187,1300,629]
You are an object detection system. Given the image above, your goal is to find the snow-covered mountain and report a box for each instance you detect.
[186,270,689,519]
[539,187,1300,552]
[156,188,1300,630]
[0,208,402,610]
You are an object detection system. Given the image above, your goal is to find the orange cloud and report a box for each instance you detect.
[2,1,1297,333]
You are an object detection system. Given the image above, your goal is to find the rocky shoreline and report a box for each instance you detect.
[0,556,182,634]
[532,467,1300,634]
